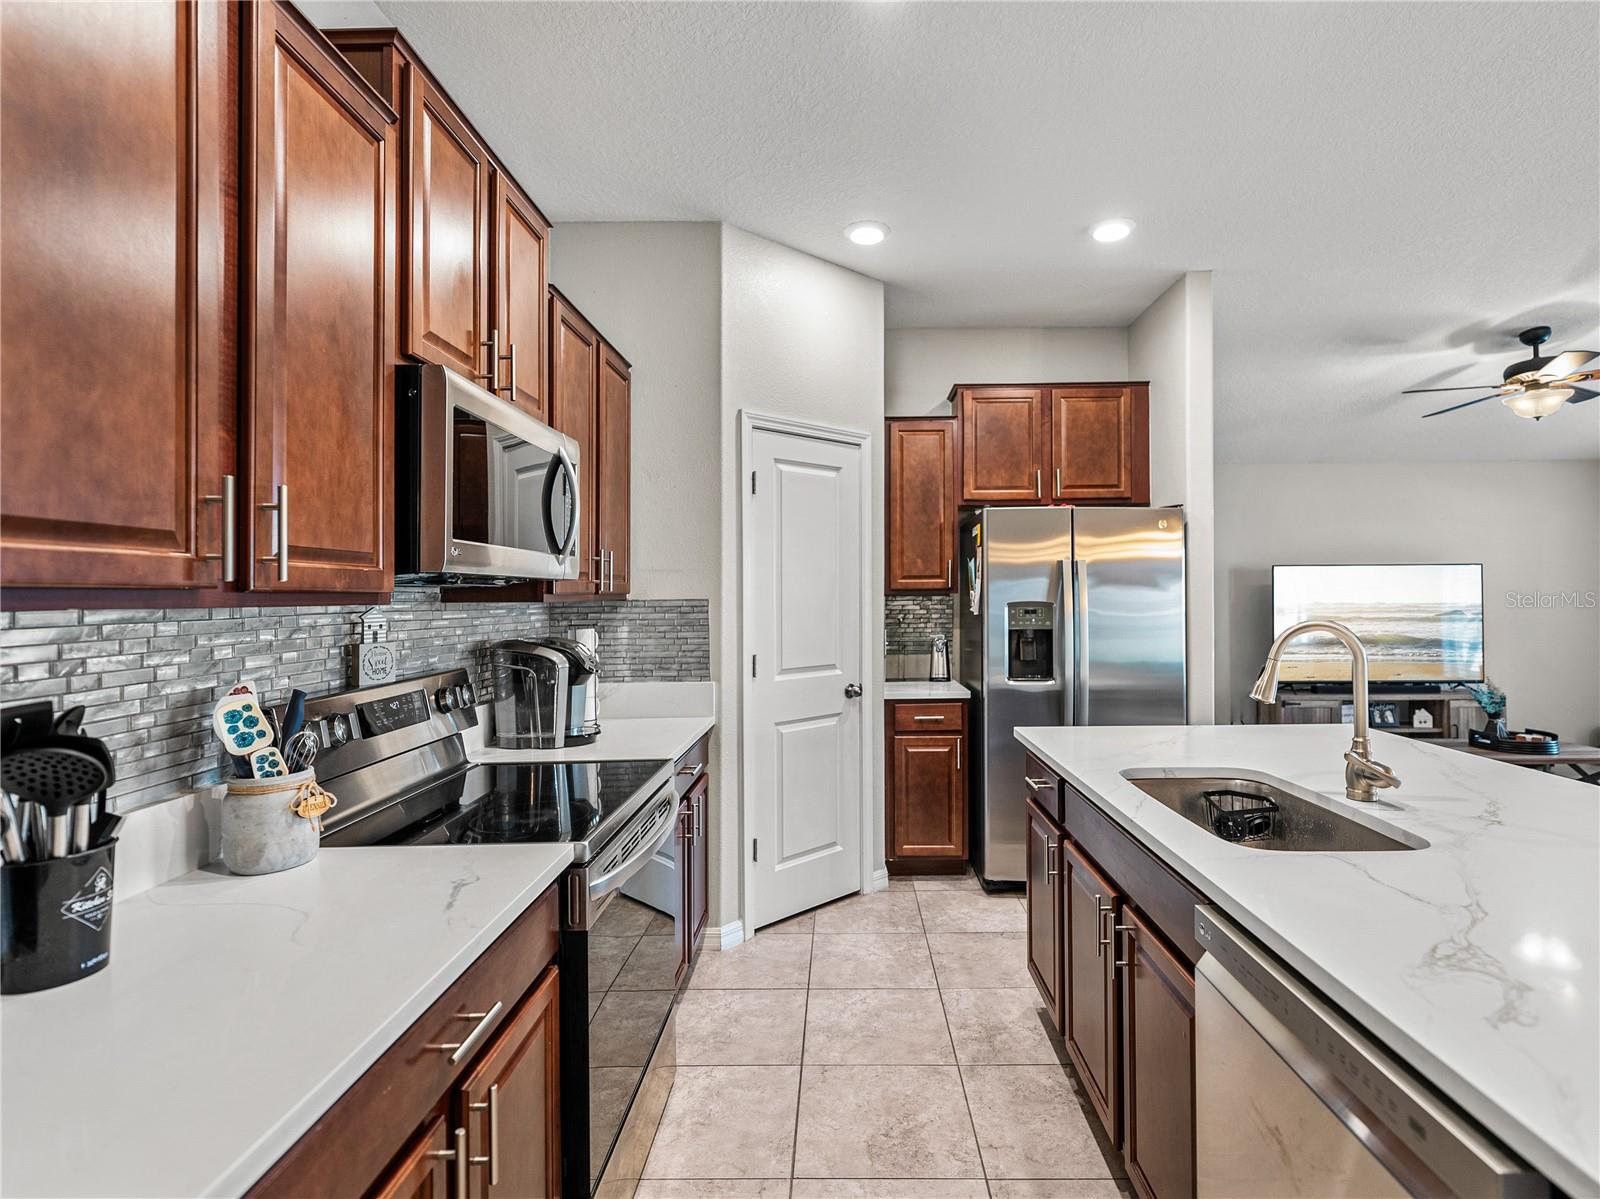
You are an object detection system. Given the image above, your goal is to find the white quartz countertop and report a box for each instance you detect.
[1014,723,1599,1196]
[469,714,713,764]
[884,680,970,701]
[0,843,574,1199]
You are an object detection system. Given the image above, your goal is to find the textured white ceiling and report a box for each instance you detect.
[335,1,1599,461]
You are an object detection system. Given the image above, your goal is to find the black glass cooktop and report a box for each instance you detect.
[323,758,670,860]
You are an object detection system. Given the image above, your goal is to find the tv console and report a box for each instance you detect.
[1255,685,1492,740]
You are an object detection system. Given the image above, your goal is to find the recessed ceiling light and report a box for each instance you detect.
[1090,218,1135,243]
[845,220,889,246]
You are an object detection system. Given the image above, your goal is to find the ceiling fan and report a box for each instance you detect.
[1405,327,1600,420]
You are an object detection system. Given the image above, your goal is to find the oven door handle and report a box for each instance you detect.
[585,787,678,907]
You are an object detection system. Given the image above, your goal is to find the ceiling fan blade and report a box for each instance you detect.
[1421,394,1503,417]
[1540,350,1600,379]
[1566,386,1597,405]
[1401,384,1502,394]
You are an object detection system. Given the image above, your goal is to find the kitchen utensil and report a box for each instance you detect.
[283,729,319,773]
[52,705,86,736]
[248,747,288,779]
[70,801,93,854]
[211,685,272,756]
[1,701,53,754]
[280,689,307,741]
[1,740,112,859]
[1,802,24,863]
[91,809,123,849]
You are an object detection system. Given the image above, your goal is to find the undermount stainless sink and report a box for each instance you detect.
[1121,771,1428,852]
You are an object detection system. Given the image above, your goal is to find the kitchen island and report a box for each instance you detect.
[1015,722,1599,1197]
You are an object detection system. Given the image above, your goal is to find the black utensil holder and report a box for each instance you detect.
[1,839,117,994]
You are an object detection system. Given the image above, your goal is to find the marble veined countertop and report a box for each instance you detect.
[884,680,970,701]
[1014,722,1599,1197]
[0,843,573,1198]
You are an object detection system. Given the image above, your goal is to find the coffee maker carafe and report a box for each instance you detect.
[489,637,601,748]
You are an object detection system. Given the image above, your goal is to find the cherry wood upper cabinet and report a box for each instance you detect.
[455,966,561,1199]
[595,342,632,596]
[959,387,1048,503]
[545,290,600,597]
[494,175,550,416]
[1051,385,1150,505]
[406,72,490,381]
[0,0,232,589]
[1064,838,1121,1141]
[1121,908,1196,1199]
[886,418,957,592]
[246,1,396,593]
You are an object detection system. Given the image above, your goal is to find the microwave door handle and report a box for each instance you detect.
[541,445,581,562]
[556,444,580,557]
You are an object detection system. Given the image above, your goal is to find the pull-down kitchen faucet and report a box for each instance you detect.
[1250,619,1401,802]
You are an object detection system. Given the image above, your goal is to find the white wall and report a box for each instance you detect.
[720,225,886,932]
[1129,272,1216,723]
[1215,461,1600,741]
[885,327,1129,416]
[548,223,723,602]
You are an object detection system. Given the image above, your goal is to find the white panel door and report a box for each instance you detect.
[746,424,864,929]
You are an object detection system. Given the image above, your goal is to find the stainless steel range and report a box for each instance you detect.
[309,669,682,1196]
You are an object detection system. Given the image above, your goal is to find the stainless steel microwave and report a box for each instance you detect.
[395,364,581,584]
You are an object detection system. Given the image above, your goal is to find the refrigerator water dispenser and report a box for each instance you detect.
[1005,602,1055,681]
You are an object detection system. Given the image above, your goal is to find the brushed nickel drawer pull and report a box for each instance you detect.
[912,714,946,721]
[677,762,705,780]
[1023,776,1054,793]
[426,1000,503,1064]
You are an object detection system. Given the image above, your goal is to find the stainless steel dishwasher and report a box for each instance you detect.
[1193,906,1546,1198]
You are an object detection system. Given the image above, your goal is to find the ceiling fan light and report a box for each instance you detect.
[1502,386,1573,420]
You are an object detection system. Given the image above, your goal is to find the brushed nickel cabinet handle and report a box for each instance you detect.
[426,1127,468,1197]
[1114,922,1136,969]
[1055,467,1061,497]
[202,473,236,582]
[946,558,953,588]
[499,339,517,400]
[1096,896,1113,958]
[608,548,616,593]
[956,738,961,770]
[1045,841,1058,883]
[257,484,288,582]
[479,329,501,393]
[425,1000,503,1064]
[1035,468,1041,498]
[467,1083,500,1184]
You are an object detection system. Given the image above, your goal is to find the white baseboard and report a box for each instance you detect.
[869,867,890,893]
[707,920,745,950]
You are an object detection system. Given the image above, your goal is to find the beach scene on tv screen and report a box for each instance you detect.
[1273,564,1485,682]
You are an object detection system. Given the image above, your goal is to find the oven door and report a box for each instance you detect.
[399,364,580,581]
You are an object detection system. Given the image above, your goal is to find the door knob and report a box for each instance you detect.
[844,683,862,699]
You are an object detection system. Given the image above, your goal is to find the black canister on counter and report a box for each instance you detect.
[1,839,116,994]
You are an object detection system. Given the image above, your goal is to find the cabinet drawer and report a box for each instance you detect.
[892,702,966,732]
[1022,753,1064,824]
[673,732,711,798]
[247,886,559,1199]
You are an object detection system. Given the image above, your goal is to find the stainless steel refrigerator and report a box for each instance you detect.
[958,506,1187,886]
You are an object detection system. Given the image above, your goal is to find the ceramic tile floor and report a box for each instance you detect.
[611,875,1131,1199]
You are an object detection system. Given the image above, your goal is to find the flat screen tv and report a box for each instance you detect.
[1271,564,1485,684]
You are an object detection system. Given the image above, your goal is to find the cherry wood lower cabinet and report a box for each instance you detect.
[248,887,560,1199]
[1025,764,1201,1199]
[1120,908,1196,1199]
[886,418,958,592]
[887,701,967,870]
[1025,801,1063,1026]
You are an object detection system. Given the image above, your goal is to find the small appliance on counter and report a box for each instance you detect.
[929,633,952,683]
[1,701,121,994]
[572,627,603,734]
[490,637,601,748]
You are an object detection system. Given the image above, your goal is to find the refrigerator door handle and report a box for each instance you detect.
[1072,556,1088,725]
[1058,556,1074,727]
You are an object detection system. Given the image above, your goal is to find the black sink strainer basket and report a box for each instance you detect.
[1202,788,1278,844]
